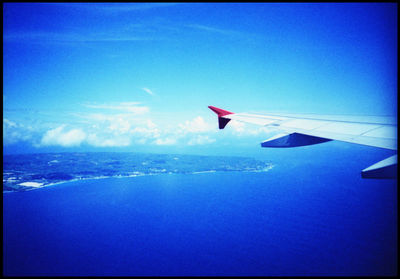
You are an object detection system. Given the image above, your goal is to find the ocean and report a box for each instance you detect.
[3,149,397,276]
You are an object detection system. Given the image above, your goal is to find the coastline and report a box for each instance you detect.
[3,166,275,193]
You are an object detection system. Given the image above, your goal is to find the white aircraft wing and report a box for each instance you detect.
[209,106,397,179]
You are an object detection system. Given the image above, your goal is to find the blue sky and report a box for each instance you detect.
[3,3,397,155]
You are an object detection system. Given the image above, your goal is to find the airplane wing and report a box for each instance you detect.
[208,106,397,179]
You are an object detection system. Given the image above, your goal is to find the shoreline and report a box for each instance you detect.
[3,166,274,193]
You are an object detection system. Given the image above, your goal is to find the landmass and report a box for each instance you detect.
[3,152,273,192]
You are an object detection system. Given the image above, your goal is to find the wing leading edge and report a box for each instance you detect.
[208,106,397,179]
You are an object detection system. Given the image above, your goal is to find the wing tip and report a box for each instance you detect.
[208,106,233,129]
[208,106,234,117]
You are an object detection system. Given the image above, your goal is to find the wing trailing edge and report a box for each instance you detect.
[261,132,332,148]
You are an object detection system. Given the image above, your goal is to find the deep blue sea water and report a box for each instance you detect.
[3,149,398,276]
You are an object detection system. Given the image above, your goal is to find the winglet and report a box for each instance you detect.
[208,106,234,129]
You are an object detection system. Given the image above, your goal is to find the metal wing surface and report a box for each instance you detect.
[209,106,397,179]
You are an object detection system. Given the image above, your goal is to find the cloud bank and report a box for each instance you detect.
[41,125,86,147]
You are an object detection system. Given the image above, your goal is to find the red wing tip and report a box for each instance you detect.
[208,106,234,117]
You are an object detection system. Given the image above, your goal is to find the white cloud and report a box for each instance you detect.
[225,120,279,136]
[77,112,157,135]
[154,137,177,145]
[135,138,147,144]
[107,116,131,134]
[127,119,160,139]
[6,106,260,149]
[4,118,17,128]
[188,135,215,145]
[41,125,86,147]
[178,116,214,134]
[3,118,34,145]
[131,126,160,139]
[185,24,241,36]
[229,120,245,133]
[74,109,163,143]
[146,119,157,129]
[142,87,155,96]
[40,124,132,148]
[119,102,142,106]
[86,133,131,147]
